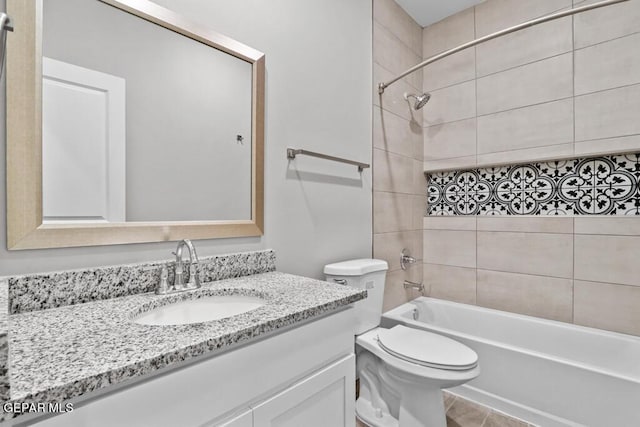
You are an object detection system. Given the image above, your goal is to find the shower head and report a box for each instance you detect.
[404,92,431,110]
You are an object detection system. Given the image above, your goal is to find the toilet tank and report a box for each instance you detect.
[324,259,388,335]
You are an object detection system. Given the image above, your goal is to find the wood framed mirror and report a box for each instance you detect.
[6,0,265,250]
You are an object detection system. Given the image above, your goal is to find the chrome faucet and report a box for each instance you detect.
[156,239,201,294]
[400,248,417,270]
[403,280,424,292]
[174,239,201,290]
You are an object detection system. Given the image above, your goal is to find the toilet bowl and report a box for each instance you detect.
[324,259,479,427]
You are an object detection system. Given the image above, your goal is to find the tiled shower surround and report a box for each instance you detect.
[420,0,640,342]
[428,153,640,215]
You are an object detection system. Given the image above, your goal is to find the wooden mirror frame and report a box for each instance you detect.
[6,0,265,250]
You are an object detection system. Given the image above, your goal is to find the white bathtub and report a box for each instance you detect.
[381,297,640,427]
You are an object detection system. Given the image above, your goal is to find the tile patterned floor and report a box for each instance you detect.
[356,391,535,427]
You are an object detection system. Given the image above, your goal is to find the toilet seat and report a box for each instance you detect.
[377,325,478,371]
[356,327,480,427]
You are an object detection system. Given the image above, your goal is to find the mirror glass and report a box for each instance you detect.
[41,0,252,223]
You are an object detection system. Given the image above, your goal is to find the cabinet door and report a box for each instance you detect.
[252,355,355,427]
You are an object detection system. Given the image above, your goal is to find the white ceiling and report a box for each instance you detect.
[394,0,485,27]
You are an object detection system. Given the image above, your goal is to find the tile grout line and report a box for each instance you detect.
[425,224,640,236]
[574,26,640,52]
[474,6,480,307]
[426,95,575,130]
[572,6,577,159]
[422,261,640,290]
[475,216,479,305]
[572,217,576,324]
[426,143,640,174]
[419,5,640,116]
[477,91,574,118]
[473,4,479,174]
[476,49,572,82]
[374,97,418,123]
[423,76,640,129]
[424,263,573,282]
[575,80,640,98]
[373,16,423,58]
[372,3,378,263]
[572,10,577,326]
[426,147,574,172]
[479,410,491,427]
[576,132,640,144]
[374,60,423,94]
[425,47,570,97]
[373,146,422,163]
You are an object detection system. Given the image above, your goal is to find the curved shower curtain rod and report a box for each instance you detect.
[378,0,631,95]
[0,12,14,80]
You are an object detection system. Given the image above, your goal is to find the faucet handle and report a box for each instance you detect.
[173,257,185,290]
[186,263,201,289]
[400,248,417,270]
[156,264,170,295]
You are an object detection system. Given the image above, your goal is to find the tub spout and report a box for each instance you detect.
[403,280,424,292]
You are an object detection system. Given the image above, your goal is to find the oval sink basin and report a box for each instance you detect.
[134,295,266,326]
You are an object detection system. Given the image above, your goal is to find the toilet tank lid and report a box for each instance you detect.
[324,259,388,276]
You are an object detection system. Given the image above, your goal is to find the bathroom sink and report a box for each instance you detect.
[134,295,266,326]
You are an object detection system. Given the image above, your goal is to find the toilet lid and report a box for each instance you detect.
[377,326,478,371]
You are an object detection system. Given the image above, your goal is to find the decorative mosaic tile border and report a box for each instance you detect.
[427,153,640,216]
[7,249,276,314]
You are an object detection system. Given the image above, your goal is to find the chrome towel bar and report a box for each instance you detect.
[287,148,370,172]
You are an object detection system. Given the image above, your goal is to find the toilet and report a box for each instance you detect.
[324,259,479,427]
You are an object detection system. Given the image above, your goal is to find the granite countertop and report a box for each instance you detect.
[0,281,7,335]
[9,272,366,405]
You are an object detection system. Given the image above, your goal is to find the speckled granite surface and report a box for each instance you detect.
[0,280,8,402]
[8,250,276,314]
[9,272,365,409]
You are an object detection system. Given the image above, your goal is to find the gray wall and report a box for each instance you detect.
[0,0,373,278]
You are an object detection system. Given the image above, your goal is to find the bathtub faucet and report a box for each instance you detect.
[403,280,424,292]
[400,248,417,270]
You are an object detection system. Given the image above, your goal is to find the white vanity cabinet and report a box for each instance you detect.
[220,355,353,427]
[22,309,356,427]
[251,355,354,427]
